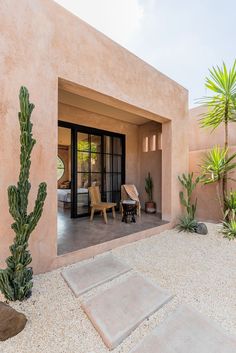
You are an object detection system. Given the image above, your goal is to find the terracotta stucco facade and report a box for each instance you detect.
[0,0,188,273]
[189,106,236,221]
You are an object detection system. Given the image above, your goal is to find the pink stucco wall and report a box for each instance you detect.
[138,122,162,212]
[0,0,188,273]
[58,103,140,186]
[189,106,236,221]
[189,106,236,151]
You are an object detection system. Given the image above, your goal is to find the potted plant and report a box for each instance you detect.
[145,172,156,213]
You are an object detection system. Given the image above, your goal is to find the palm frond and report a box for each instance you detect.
[201,146,236,184]
[197,60,236,130]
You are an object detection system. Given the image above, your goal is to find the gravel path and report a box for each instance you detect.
[1,223,236,353]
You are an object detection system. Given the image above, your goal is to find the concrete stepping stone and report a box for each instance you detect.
[82,273,173,349]
[130,304,236,353]
[62,254,131,297]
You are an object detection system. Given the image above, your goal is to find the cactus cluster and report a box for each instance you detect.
[178,173,200,220]
[0,87,47,301]
[145,172,153,202]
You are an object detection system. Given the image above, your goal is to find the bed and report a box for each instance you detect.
[57,188,88,208]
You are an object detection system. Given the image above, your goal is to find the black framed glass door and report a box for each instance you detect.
[59,121,125,218]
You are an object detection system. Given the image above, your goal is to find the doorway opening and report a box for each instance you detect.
[57,121,125,219]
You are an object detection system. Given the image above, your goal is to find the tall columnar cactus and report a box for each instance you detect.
[178,173,200,220]
[0,87,47,301]
[145,172,153,201]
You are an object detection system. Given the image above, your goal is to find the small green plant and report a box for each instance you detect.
[224,191,236,221]
[0,87,47,301]
[198,60,236,200]
[201,146,236,215]
[145,172,153,201]
[177,216,197,233]
[222,220,236,240]
[178,173,200,220]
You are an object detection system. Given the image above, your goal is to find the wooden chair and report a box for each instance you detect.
[88,186,116,224]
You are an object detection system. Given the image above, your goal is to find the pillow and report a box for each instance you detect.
[60,180,71,189]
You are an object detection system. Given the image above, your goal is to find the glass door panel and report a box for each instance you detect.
[113,155,122,173]
[77,132,90,216]
[91,153,101,172]
[78,132,89,151]
[58,122,125,218]
[72,129,125,217]
[91,135,101,153]
[104,173,112,192]
[104,136,112,154]
[91,173,101,187]
[104,154,112,173]
[76,131,103,216]
[77,174,89,215]
[77,173,89,188]
[113,137,122,154]
[77,152,89,172]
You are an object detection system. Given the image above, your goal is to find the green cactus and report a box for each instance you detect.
[178,173,200,220]
[145,172,153,201]
[0,87,47,301]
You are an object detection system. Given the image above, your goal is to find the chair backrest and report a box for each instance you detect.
[121,184,139,202]
[88,186,101,205]
[121,185,128,201]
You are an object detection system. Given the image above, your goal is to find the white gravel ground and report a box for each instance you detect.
[1,223,236,353]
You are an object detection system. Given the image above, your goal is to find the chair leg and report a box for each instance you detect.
[103,209,108,224]
[112,206,116,219]
[90,208,95,221]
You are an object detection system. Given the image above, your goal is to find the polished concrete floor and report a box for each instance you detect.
[57,208,167,255]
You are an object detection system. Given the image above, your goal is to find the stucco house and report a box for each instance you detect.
[0,0,188,274]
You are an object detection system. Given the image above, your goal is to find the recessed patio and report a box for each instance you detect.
[57,208,167,255]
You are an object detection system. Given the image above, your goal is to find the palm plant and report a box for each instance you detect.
[199,61,236,200]
[201,146,236,215]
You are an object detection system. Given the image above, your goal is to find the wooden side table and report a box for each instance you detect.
[122,200,137,223]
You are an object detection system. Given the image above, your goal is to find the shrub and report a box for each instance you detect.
[201,146,236,215]
[177,216,197,233]
[178,173,200,220]
[222,220,236,240]
[224,191,236,221]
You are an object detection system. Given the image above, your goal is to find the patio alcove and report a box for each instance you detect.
[56,78,172,260]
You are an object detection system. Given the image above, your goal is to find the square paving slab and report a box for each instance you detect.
[130,304,236,353]
[61,254,131,297]
[82,273,173,349]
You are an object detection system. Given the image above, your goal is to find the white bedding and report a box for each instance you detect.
[57,188,88,203]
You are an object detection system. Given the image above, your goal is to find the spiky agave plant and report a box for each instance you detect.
[224,191,236,221]
[177,216,197,233]
[222,220,236,240]
[0,87,47,301]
